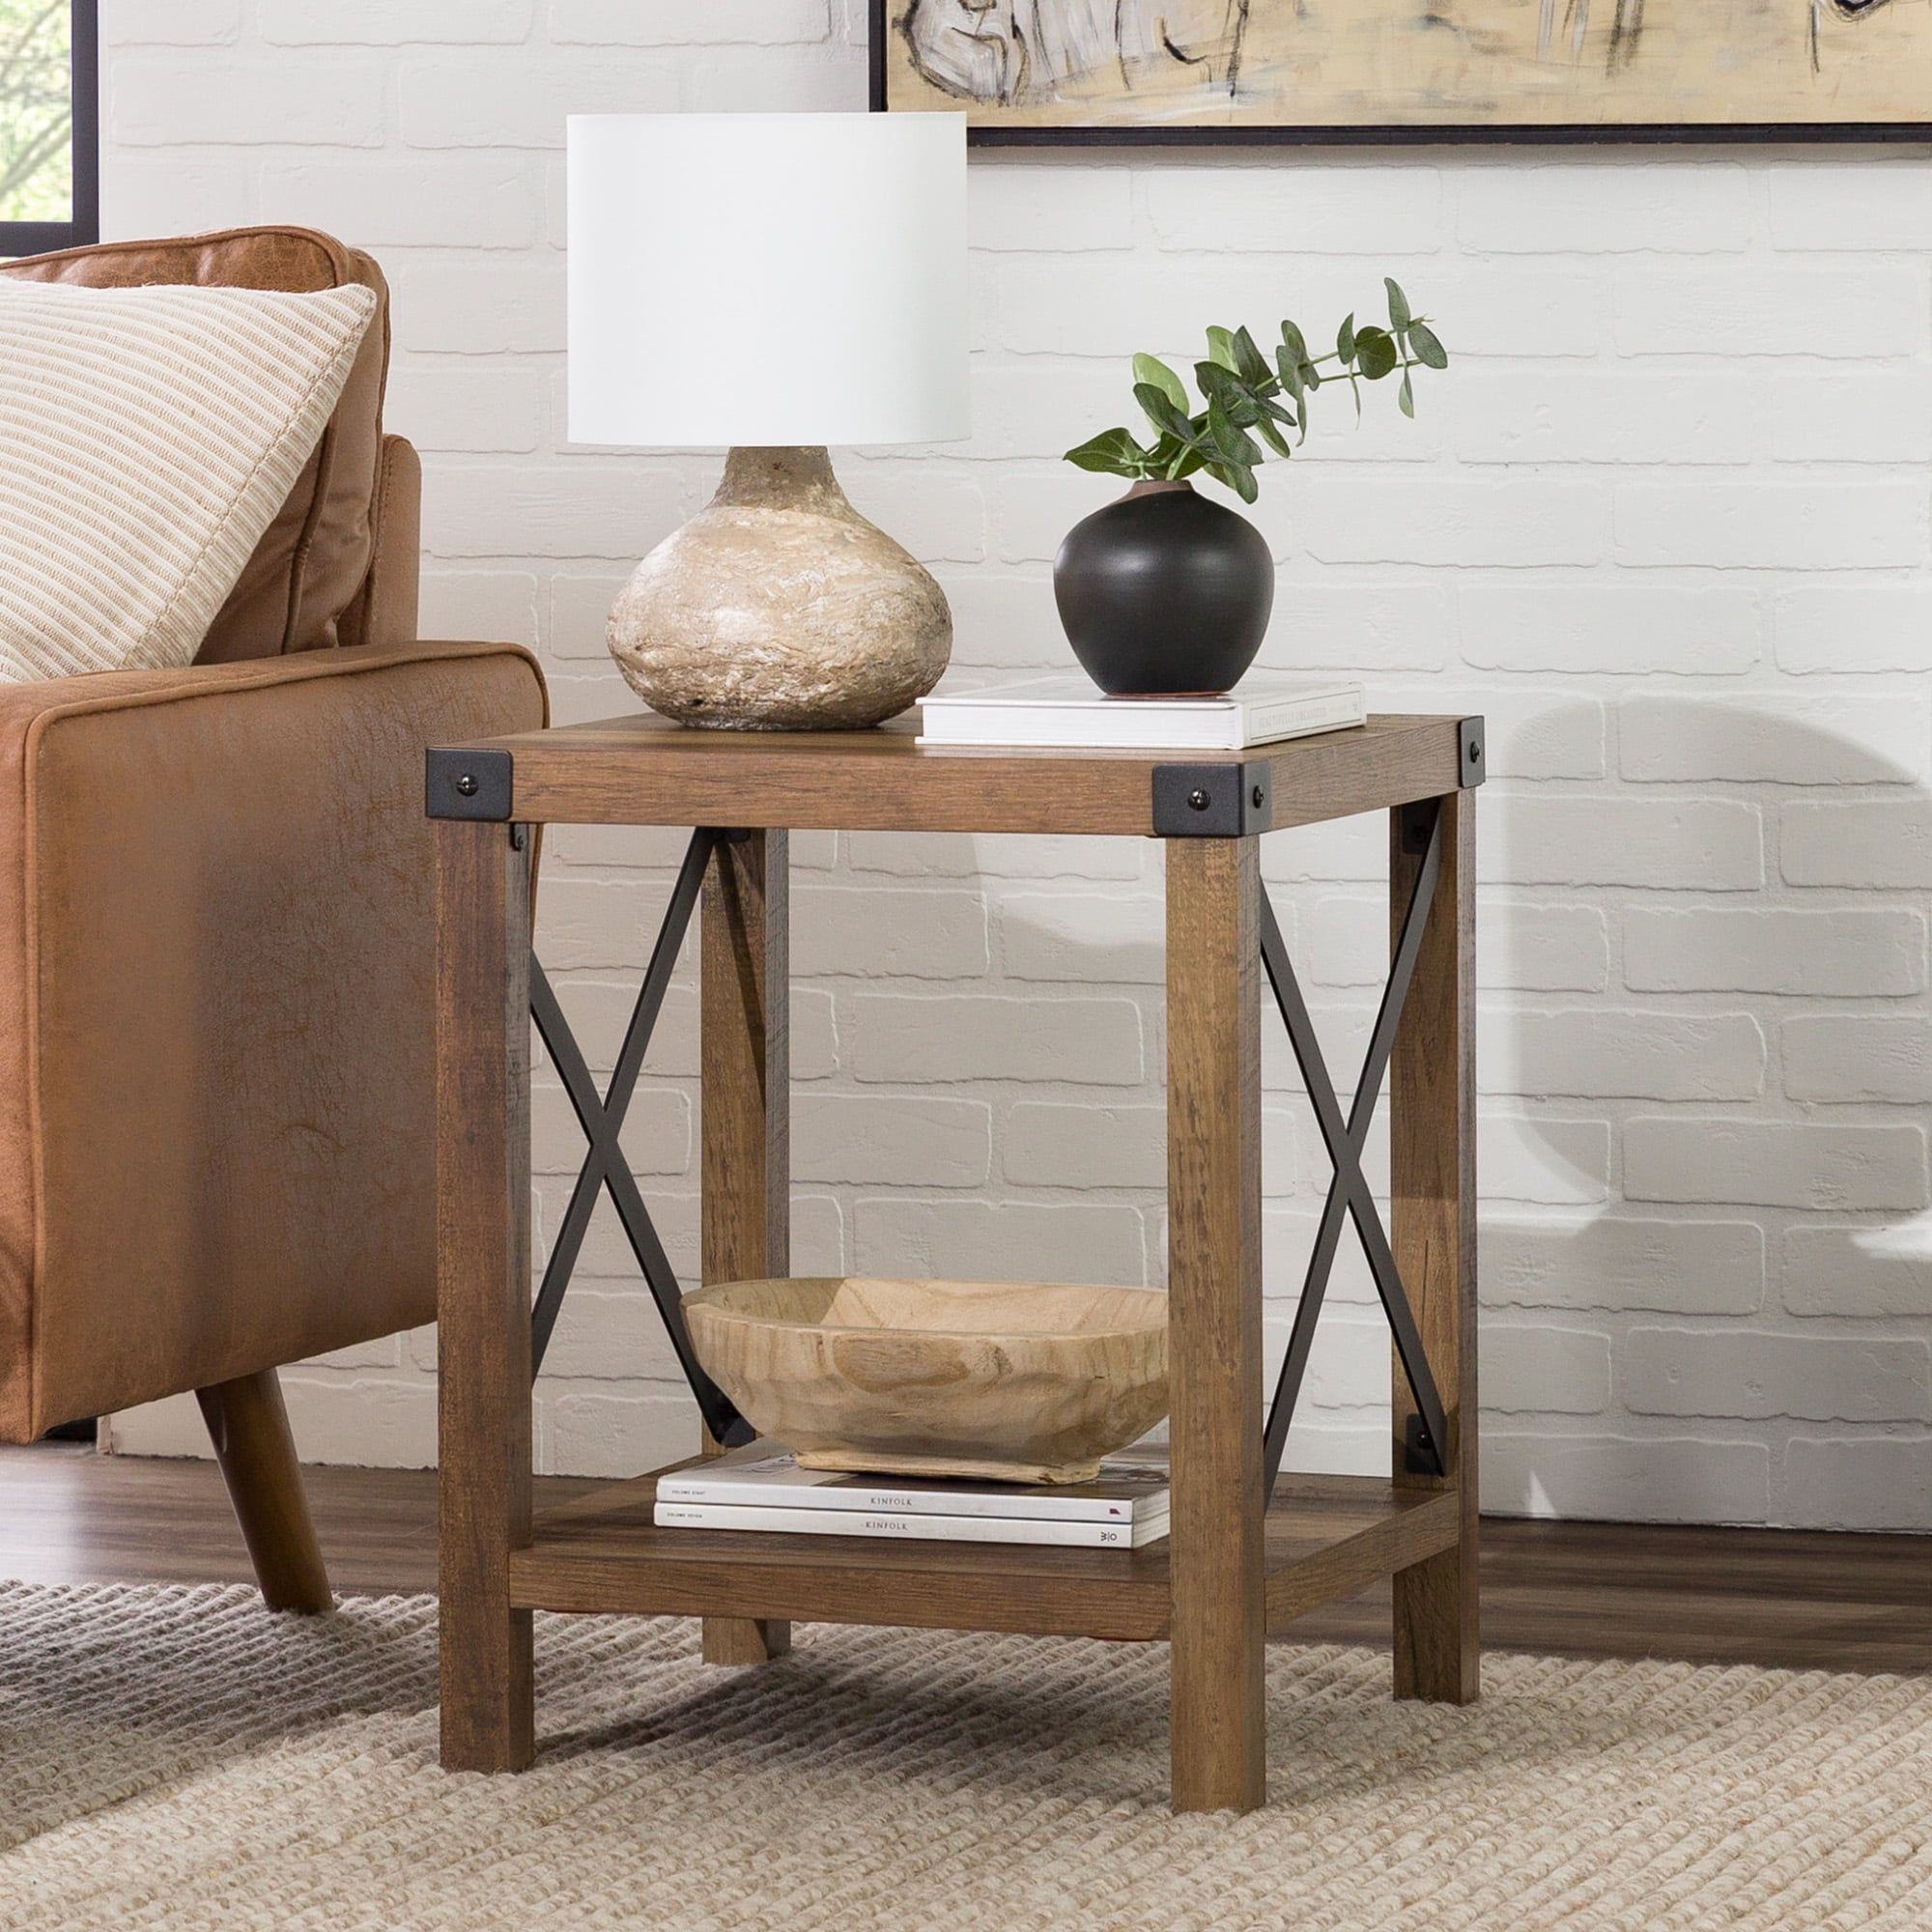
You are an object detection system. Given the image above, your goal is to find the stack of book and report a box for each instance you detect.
[917,675,1365,752]
[653,1443,1170,1549]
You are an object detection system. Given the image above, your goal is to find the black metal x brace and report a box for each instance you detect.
[1261,798,1450,1492]
[526,826,753,1448]
[524,810,1447,1478]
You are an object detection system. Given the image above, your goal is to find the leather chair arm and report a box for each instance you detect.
[0,641,546,1439]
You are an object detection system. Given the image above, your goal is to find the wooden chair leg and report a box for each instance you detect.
[195,1368,331,1614]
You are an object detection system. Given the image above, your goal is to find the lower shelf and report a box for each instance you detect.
[506,1460,1463,1642]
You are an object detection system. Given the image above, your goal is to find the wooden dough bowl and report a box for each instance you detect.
[684,1276,1170,1486]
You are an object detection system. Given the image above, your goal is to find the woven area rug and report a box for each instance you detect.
[2,1579,1929,1929]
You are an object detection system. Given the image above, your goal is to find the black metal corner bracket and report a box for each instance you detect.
[1260,796,1451,1492]
[1458,716,1486,789]
[526,825,752,1449]
[1151,760,1276,838]
[426,746,514,822]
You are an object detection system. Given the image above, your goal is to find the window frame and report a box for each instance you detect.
[0,0,99,258]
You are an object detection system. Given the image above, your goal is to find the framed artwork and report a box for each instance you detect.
[1,0,98,256]
[869,0,1932,144]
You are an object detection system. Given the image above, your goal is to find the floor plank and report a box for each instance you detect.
[1,1444,1926,1676]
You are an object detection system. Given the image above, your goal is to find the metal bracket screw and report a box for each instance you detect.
[1403,1414,1443,1477]
[1152,761,1276,837]
[426,747,514,821]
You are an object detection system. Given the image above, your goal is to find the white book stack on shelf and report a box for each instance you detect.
[654,1444,1170,1549]
[917,675,1365,752]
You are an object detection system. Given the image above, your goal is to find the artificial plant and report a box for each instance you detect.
[1064,279,1446,503]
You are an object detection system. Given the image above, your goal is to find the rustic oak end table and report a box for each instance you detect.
[427,711,1483,1816]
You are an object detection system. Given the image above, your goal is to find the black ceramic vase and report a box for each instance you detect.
[1053,480,1275,696]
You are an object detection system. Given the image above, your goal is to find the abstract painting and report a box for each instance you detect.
[871,0,1932,140]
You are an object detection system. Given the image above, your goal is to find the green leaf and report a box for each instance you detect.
[1406,320,1448,370]
[1203,457,1260,505]
[1133,381,1200,447]
[1205,326,1240,373]
[1065,427,1151,476]
[1132,353,1189,413]
[1337,313,1355,363]
[1255,412,1293,460]
[1232,325,1272,387]
[1384,277,1411,332]
[1354,325,1399,381]
[1194,361,1258,425]
[1398,370,1414,419]
[1274,347,1310,443]
[1207,400,1264,469]
[1279,319,1309,371]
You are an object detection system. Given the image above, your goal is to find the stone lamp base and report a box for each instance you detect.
[607,446,952,730]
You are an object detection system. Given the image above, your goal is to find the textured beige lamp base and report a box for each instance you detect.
[608,446,952,730]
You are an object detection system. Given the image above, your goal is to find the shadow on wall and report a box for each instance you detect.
[116,692,1928,1531]
[956,693,1932,1532]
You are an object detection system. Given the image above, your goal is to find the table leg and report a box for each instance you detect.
[1165,836,1266,1814]
[699,827,792,1666]
[437,818,536,1771]
[1390,790,1480,1704]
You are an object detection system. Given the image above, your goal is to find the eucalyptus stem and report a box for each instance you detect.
[1064,278,1447,505]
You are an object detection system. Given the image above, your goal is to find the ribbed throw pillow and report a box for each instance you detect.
[0,278,378,682]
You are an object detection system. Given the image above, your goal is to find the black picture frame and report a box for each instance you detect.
[867,0,1932,147]
[1,0,99,257]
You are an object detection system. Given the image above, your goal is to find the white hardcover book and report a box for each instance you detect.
[917,676,1365,752]
[653,1499,1169,1549]
[657,1443,1169,1525]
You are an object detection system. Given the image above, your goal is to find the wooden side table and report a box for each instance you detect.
[427,712,1484,1816]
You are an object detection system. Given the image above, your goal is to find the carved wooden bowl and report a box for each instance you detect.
[684,1276,1170,1486]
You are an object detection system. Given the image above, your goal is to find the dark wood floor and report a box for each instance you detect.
[2,1442,1926,1675]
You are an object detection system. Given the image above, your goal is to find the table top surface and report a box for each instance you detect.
[430,710,1484,837]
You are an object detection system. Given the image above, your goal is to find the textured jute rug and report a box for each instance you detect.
[1,1579,1929,1929]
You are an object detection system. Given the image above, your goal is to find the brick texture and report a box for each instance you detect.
[95,0,1932,1531]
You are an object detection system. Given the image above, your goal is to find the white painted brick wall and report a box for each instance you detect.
[97,0,1932,1531]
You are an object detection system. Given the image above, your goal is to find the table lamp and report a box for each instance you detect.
[567,112,969,730]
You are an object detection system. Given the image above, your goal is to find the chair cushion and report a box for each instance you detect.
[0,228,392,663]
[0,276,377,681]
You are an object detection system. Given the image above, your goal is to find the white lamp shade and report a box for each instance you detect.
[568,112,969,450]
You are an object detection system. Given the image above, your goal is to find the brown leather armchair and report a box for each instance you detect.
[0,227,546,1609]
